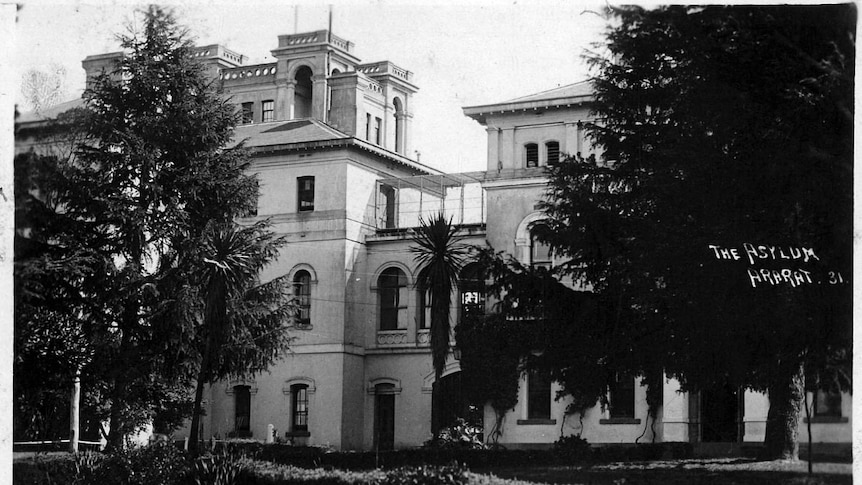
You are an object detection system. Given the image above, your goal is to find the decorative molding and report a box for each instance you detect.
[517,419,557,425]
[377,331,408,346]
[367,377,402,394]
[283,376,317,395]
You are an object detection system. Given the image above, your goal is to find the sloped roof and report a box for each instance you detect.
[16,98,86,125]
[462,80,594,124]
[232,119,350,147]
[502,81,593,104]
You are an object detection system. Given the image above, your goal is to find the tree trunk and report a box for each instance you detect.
[69,373,80,453]
[763,364,804,460]
[188,331,213,455]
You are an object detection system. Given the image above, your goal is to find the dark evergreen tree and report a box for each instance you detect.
[533,5,853,459]
[15,6,292,450]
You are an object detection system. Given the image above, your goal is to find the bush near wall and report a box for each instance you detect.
[217,441,694,469]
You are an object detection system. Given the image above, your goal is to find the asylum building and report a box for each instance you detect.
[15,30,850,452]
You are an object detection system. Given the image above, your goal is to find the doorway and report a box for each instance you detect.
[374,384,395,451]
[696,384,743,442]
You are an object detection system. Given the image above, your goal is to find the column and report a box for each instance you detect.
[486,127,500,171]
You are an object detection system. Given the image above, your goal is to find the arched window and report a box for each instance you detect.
[393,97,404,154]
[545,141,560,165]
[530,225,552,269]
[291,384,309,432]
[293,270,311,327]
[294,66,313,119]
[525,143,539,168]
[459,263,486,322]
[379,268,408,330]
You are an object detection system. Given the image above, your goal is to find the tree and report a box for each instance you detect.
[14,6,291,450]
[532,5,852,459]
[186,221,292,453]
[410,213,468,381]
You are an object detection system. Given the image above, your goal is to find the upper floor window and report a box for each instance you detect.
[375,117,382,145]
[240,102,254,124]
[525,143,539,168]
[298,176,314,212]
[379,268,408,330]
[291,384,309,432]
[460,263,486,322]
[527,367,552,420]
[609,374,635,419]
[418,285,432,330]
[814,389,842,417]
[293,270,311,327]
[530,227,552,270]
[546,141,560,165]
[366,113,372,141]
[262,100,274,122]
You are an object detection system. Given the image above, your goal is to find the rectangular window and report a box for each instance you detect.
[375,117,382,145]
[366,113,372,141]
[609,375,636,419]
[814,390,842,417]
[291,385,309,432]
[240,102,254,124]
[546,141,560,165]
[234,385,251,436]
[297,176,314,212]
[262,100,274,122]
[527,367,552,420]
[419,287,432,329]
[525,143,539,168]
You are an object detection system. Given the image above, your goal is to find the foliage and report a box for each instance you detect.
[411,213,469,380]
[192,450,248,485]
[381,465,474,485]
[15,5,291,449]
[552,435,591,462]
[425,418,486,450]
[529,4,853,460]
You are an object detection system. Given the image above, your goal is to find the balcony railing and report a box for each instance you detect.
[375,172,486,231]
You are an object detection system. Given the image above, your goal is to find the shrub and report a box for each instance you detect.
[424,419,486,450]
[382,465,473,485]
[553,434,591,462]
[193,451,247,485]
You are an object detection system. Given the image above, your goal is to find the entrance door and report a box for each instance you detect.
[700,384,742,442]
[374,385,395,451]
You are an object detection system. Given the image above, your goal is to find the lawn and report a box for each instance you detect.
[482,458,852,485]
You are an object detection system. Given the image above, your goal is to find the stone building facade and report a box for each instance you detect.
[15,29,850,452]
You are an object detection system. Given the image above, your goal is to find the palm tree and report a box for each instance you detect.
[187,220,292,453]
[410,212,469,381]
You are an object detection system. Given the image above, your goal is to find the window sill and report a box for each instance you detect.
[804,416,848,424]
[516,419,556,425]
[285,430,311,437]
[600,418,641,425]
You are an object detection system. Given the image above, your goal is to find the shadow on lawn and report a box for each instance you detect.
[484,459,852,485]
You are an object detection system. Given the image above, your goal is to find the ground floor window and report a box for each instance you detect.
[291,384,309,432]
[234,385,251,437]
[527,368,552,420]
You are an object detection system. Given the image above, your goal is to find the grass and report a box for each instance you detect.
[481,458,852,484]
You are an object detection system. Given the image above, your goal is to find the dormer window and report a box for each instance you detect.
[525,143,539,168]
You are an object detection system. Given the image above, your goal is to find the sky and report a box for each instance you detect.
[13,1,610,173]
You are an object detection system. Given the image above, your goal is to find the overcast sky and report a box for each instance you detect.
[14,1,609,173]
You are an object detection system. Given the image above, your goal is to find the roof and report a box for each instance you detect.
[502,81,593,104]
[462,80,594,124]
[232,119,350,147]
[16,98,85,125]
[233,118,440,175]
